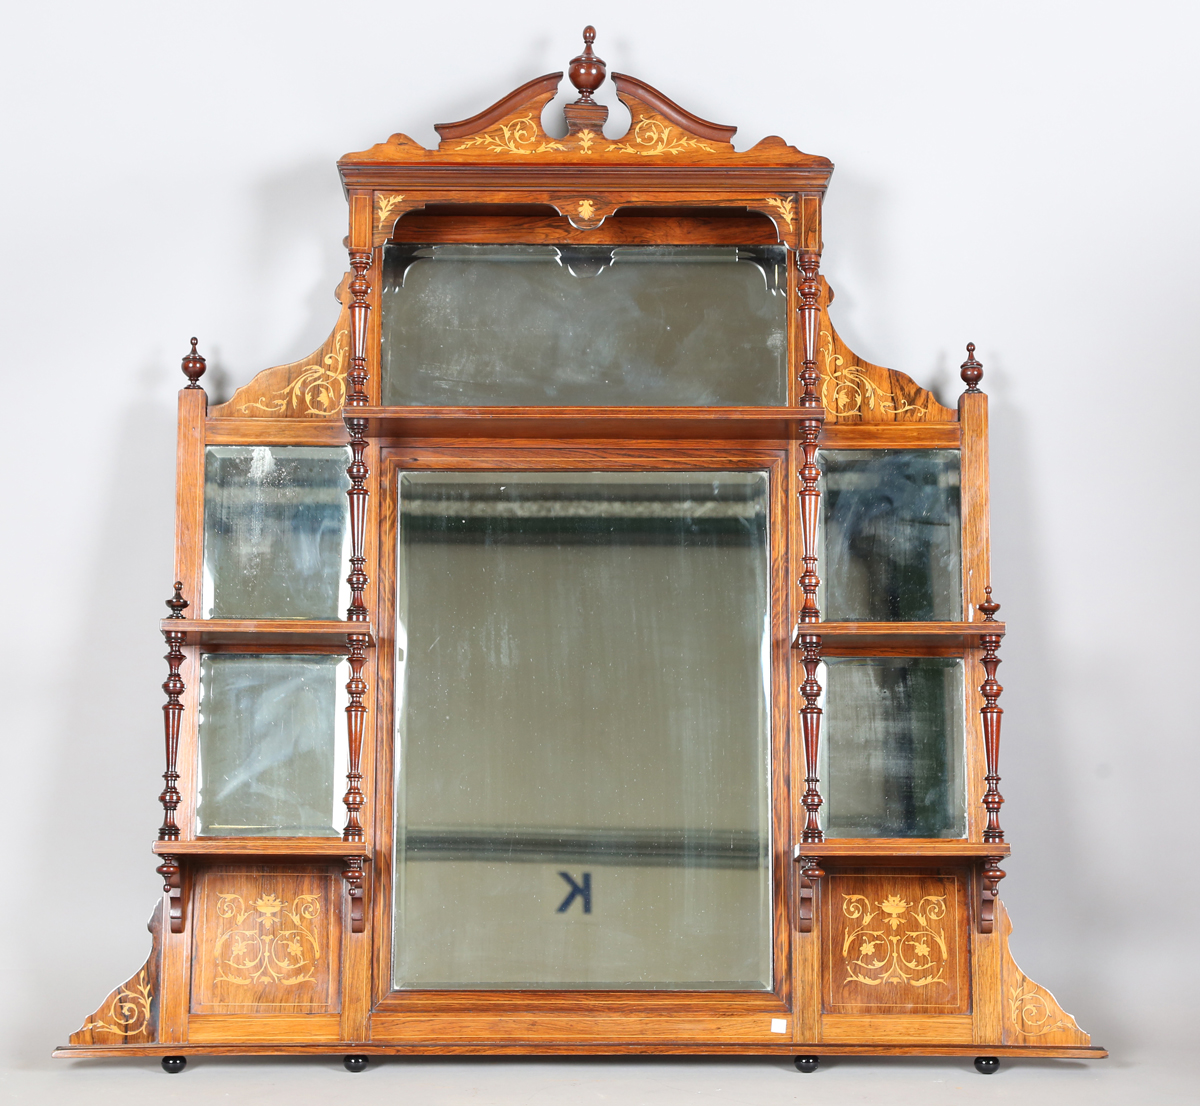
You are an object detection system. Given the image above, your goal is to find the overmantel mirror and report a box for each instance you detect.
[56,28,1104,1076]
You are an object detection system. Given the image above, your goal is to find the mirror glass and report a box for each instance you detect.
[393,470,773,988]
[820,449,961,621]
[380,244,788,406]
[820,657,965,838]
[196,654,347,836]
[203,446,351,620]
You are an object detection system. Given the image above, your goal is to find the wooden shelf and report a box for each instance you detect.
[160,619,374,648]
[152,838,370,858]
[793,840,1011,859]
[792,621,1005,649]
[345,405,825,441]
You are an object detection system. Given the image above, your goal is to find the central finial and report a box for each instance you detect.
[569,26,606,104]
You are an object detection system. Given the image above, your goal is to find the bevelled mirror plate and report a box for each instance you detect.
[203,446,351,619]
[380,245,788,406]
[820,657,966,838]
[820,449,962,621]
[197,654,348,837]
[393,471,773,988]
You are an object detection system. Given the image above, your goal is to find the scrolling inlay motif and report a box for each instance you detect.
[236,330,349,417]
[448,115,568,155]
[212,892,321,986]
[818,331,927,418]
[79,970,152,1036]
[1010,981,1068,1037]
[606,117,715,155]
[840,893,949,988]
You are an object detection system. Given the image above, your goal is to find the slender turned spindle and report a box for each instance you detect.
[343,245,371,852]
[158,582,188,840]
[977,585,1006,933]
[978,586,1005,842]
[796,249,826,842]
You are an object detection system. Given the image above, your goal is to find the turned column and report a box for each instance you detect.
[796,250,826,844]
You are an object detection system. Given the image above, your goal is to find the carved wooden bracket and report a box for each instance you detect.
[155,854,185,933]
[794,851,824,933]
[980,855,1007,934]
[343,856,366,933]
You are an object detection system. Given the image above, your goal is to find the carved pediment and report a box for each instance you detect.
[342,28,829,170]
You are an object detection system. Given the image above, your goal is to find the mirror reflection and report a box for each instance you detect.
[820,449,962,621]
[203,446,351,620]
[820,657,966,838]
[197,654,348,837]
[380,244,788,406]
[393,470,773,988]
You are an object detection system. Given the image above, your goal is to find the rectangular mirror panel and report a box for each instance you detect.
[820,450,961,621]
[197,654,347,837]
[820,657,966,838]
[203,446,351,619]
[394,471,773,988]
[381,244,788,406]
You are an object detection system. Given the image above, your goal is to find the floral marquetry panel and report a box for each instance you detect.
[190,867,341,1015]
[822,871,969,1014]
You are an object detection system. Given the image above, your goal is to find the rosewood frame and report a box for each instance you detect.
[56,31,1101,1068]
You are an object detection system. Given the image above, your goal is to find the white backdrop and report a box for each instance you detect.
[1,2,1196,1103]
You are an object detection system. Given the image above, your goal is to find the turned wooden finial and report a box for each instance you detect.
[960,341,983,393]
[978,585,1000,621]
[569,26,606,103]
[181,337,206,388]
[165,581,189,619]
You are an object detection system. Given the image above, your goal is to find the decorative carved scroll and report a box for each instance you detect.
[208,275,351,418]
[997,900,1090,1045]
[816,284,956,424]
[69,903,162,1045]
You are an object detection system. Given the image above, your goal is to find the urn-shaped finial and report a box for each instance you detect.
[569,26,606,103]
[181,337,206,388]
[960,341,983,393]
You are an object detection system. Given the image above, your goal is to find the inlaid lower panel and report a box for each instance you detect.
[190,866,341,1015]
[822,870,969,1015]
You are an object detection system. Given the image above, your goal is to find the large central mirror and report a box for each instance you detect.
[392,470,773,989]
